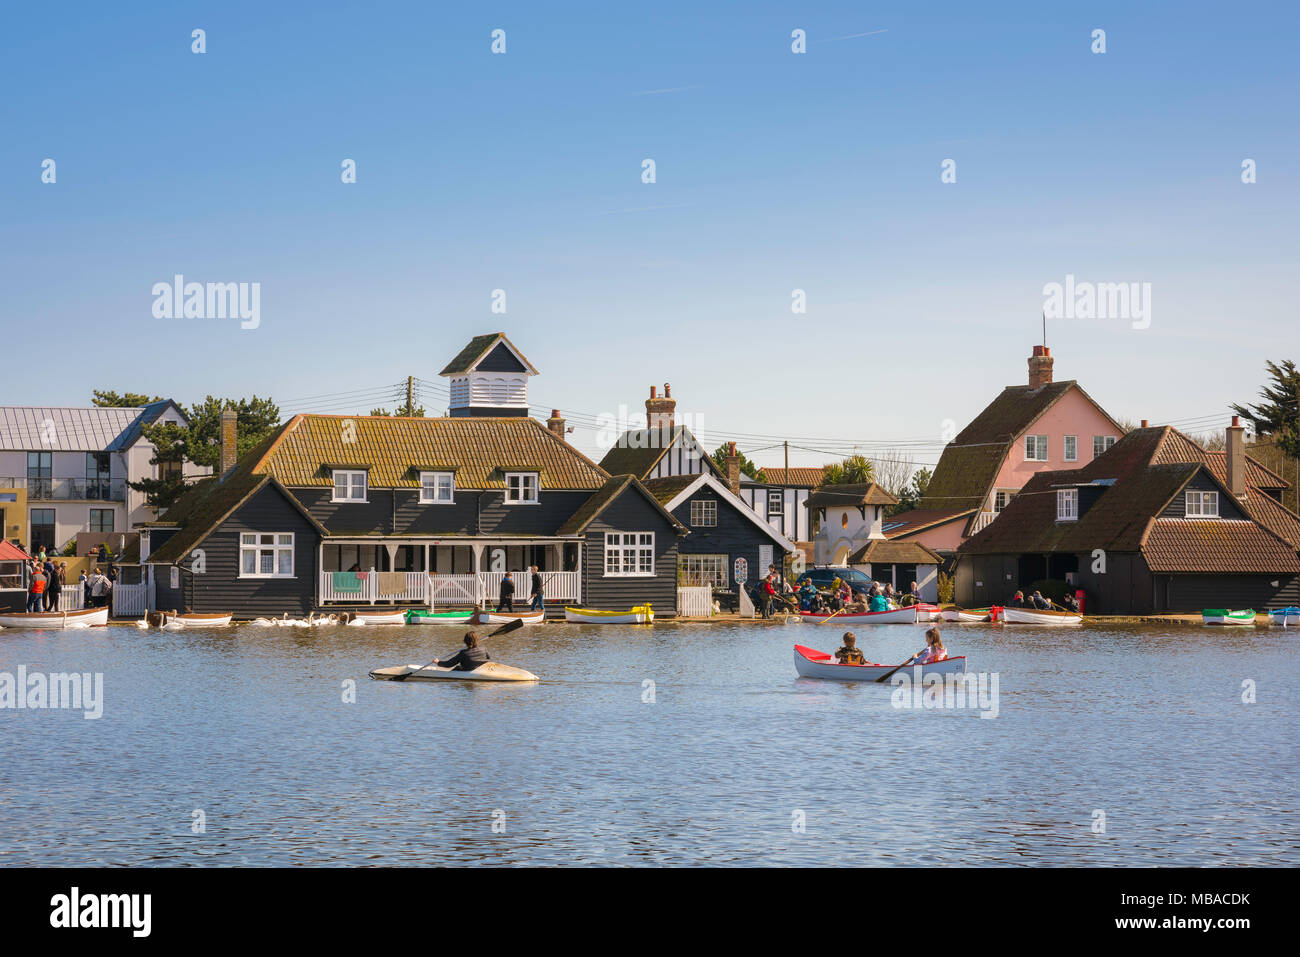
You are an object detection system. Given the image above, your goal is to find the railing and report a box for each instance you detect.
[57,590,85,611]
[0,477,126,501]
[677,585,713,617]
[319,570,582,607]
[969,510,997,535]
[111,582,149,617]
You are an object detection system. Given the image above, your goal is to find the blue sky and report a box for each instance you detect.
[3,1,1296,469]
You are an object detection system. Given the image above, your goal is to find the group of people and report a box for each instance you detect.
[23,549,115,613]
[834,627,948,666]
[1008,589,1079,613]
[496,567,546,612]
[793,576,922,617]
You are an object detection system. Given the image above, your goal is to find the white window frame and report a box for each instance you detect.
[993,490,1015,513]
[332,470,368,503]
[1024,435,1049,462]
[1064,435,1078,462]
[604,532,655,577]
[690,499,717,527]
[767,490,784,516]
[1092,435,1117,459]
[239,532,295,578]
[419,471,455,504]
[1056,489,1078,522]
[504,472,539,505]
[679,554,727,587]
[1185,489,1219,518]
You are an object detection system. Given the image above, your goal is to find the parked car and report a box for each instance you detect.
[795,567,875,592]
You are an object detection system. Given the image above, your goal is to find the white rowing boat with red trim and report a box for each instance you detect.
[793,644,967,681]
[1001,607,1082,625]
[0,606,109,629]
[797,607,919,624]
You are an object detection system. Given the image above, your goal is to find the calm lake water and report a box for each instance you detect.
[0,618,1295,866]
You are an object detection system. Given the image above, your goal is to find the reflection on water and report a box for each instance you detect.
[0,619,1294,866]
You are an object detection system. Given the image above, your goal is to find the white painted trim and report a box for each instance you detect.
[660,472,797,552]
[331,469,368,503]
[418,471,455,504]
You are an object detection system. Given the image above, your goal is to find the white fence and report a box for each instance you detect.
[111,582,149,617]
[320,570,581,607]
[677,585,713,617]
[57,590,85,611]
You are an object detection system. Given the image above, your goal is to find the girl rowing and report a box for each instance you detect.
[913,627,948,664]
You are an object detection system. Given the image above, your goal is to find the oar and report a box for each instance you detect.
[816,604,845,625]
[392,617,526,681]
[874,650,924,684]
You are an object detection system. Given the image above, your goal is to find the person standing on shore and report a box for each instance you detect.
[80,570,91,607]
[46,561,63,611]
[28,562,47,612]
[528,565,543,611]
[498,571,514,612]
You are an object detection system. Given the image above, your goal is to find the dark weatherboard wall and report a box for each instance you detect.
[580,490,681,615]
[669,485,787,587]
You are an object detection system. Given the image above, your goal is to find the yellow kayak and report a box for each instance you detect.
[563,604,654,624]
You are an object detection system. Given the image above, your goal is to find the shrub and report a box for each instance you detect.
[937,572,954,604]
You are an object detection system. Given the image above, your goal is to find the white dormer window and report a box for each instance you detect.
[1056,488,1078,521]
[420,471,454,504]
[1025,435,1049,461]
[1185,489,1219,517]
[332,470,368,502]
[504,472,539,505]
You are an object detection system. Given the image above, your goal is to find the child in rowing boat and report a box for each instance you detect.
[436,632,491,672]
[913,627,948,664]
[835,632,866,665]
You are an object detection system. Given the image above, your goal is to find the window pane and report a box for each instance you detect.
[260,552,274,574]
[242,550,256,574]
[277,534,292,546]
[241,533,256,545]
[277,550,292,575]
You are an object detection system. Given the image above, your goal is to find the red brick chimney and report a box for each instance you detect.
[219,407,238,478]
[546,409,566,439]
[1140,419,1149,428]
[1226,415,1247,500]
[645,383,676,431]
[1028,345,1053,390]
[725,441,740,495]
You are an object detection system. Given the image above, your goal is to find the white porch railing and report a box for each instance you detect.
[112,582,149,617]
[319,570,582,607]
[970,510,997,535]
[677,585,713,617]
[57,590,85,611]
[479,571,580,604]
[427,574,481,606]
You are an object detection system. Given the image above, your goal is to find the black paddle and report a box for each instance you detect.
[392,617,525,681]
[875,650,925,684]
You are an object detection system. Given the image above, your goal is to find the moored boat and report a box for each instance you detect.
[1202,608,1256,626]
[474,609,545,626]
[1268,607,1300,626]
[914,602,943,621]
[369,661,540,683]
[792,644,966,681]
[798,606,918,624]
[346,608,409,626]
[1001,607,1082,626]
[563,604,653,624]
[405,609,476,625]
[0,606,110,629]
[941,606,1000,623]
[151,611,232,628]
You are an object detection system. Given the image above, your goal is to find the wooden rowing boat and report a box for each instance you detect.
[0,606,109,629]
[797,607,918,624]
[405,609,476,625]
[1001,607,1082,626]
[1268,607,1300,626]
[914,602,943,621]
[369,661,540,683]
[1202,608,1256,626]
[346,608,409,626]
[941,606,1001,623]
[474,609,545,626]
[151,611,232,628]
[563,604,654,624]
[793,644,967,681]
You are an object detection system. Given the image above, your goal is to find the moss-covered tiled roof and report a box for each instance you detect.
[556,475,688,536]
[437,333,537,376]
[805,483,898,508]
[847,539,943,565]
[639,475,699,505]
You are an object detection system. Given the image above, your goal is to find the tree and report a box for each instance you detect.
[711,444,759,479]
[131,396,282,511]
[869,450,915,501]
[822,454,875,486]
[92,389,163,408]
[888,466,932,516]
[1233,359,1300,458]
[370,399,425,417]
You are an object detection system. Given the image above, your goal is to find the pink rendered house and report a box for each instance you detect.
[885,345,1124,556]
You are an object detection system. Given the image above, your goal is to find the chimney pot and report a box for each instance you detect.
[1028,345,1055,389]
[649,386,657,399]
[645,382,676,431]
[1140,419,1148,428]
[1231,415,1240,427]
[546,410,566,440]
[664,383,671,398]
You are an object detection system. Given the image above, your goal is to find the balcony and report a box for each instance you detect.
[0,477,127,501]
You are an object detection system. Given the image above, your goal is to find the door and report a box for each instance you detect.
[30,508,55,553]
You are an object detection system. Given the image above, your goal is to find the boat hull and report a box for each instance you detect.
[563,606,653,624]
[941,607,998,623]
[158,612,232,628]
[1202,609,1256,626]
[405,610,475,625]
[348,609,409,625]
[793,645,966,681]
[1268,608,1300,626]
[370,662,539,682]
[0,606,109,629]
[914,603,943,621]
[798,607,918,624]
[1001,607,1081,626]
[474,610,545,626]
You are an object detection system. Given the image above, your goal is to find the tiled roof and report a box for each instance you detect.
[146,471,274,564]
[880,508,977,539]
[640,474,698,505]
[1202,450,1289,490]
[0,405,165,452]
[915,443,1006,512]
[806,483,898,508]
[847,539,943,565]
[1144,520,1300,573]
[0,540,31,561]
[597,427,681,478]
[250,415,609,490]
[755,466,828,487]
[555,475,688,536]
[437,333,536,375]
[1238,490,1300,550]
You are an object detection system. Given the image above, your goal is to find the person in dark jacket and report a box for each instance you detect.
[1009,590,1030,608]
[45,561,63,611]
[436,632,491,672]
[528,566,543,611]
[498,571,514,612]
[1030,590,1052,610]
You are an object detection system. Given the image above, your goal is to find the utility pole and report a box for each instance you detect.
[784,440,789,477]
[406,376,414,416]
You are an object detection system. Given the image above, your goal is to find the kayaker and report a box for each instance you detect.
[498,571,514,612]
[914,627,948,664]
[436,632,491,672]
[528,565,544,611]
[835,632,867,665]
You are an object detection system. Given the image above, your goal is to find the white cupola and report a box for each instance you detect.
[439,333,538,418]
